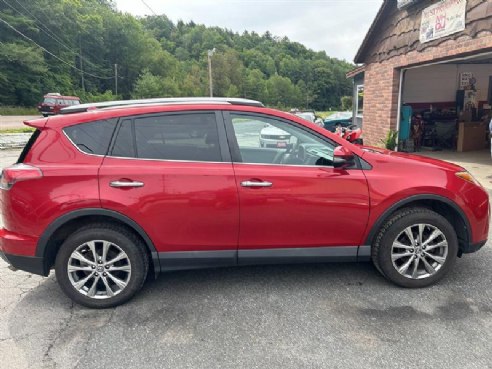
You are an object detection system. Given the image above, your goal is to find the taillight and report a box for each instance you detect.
[0,164,43,190]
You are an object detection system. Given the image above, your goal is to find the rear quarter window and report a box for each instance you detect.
[64,119,117,155]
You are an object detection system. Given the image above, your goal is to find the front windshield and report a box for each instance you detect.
[43,97,56,104]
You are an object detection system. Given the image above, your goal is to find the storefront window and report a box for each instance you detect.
[356,85,364,116]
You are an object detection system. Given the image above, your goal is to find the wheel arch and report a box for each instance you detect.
[365,194,471,254]
[36,208,160,276]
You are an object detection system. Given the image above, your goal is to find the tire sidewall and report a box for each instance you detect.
[55,227,147,308]
[377,211,458,288]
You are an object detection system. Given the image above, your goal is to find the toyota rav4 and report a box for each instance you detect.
[0,98,489,308]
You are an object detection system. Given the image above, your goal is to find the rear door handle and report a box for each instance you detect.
[110,180,144,188]
[240,180,273,188]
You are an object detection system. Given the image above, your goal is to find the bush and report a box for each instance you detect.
[75,90,121,103]
[340,96,353,111]
[381,130,398,150]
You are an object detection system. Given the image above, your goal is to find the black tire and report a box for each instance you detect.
[55,223,149,308]
[372,207,458,288]
[42,114,48,117]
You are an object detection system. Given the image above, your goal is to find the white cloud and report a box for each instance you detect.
[113,0,383,61]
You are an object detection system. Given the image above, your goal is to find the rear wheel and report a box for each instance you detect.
[55,224,148,308]
[372,208,458,288]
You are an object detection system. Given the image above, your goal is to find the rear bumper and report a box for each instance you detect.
[0,228,47,275]
[461,240,487,255]
[0,250,47,276]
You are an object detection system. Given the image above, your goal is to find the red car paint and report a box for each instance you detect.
[0,103,489,276]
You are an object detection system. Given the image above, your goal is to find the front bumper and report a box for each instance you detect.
[259,137,290,148]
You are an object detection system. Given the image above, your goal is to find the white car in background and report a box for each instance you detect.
[293,111,324,127]
[259,124,291,148]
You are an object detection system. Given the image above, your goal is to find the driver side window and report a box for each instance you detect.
[230,113,336,167]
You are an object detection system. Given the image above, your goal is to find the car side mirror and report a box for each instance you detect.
[333,146,355,168]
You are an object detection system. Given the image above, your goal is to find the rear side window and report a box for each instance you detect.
[64,119,117,155]
[111,113,222,162]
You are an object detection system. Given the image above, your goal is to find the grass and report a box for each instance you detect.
[0,127,35,134]
[0,106,38,116]
[317,111,336,119]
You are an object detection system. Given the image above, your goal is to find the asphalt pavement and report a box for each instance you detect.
[0,116,40,130]
[1,148,491,369]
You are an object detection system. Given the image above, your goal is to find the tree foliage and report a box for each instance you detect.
[0,0,354,109]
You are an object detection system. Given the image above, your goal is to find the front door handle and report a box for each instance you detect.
[110,180,144,188]
[241,180,273,188]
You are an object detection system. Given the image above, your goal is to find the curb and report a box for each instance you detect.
[0,133,31,150]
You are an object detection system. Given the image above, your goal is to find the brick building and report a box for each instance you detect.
[350,0,492,151]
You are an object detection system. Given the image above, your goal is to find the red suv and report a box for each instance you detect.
[0,98,489,308]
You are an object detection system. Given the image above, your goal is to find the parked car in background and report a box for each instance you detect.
[37,93,81,117]
[324,111,353,132]
[0,97,489,308]
[291,110,324,127]
[259,124,291,148]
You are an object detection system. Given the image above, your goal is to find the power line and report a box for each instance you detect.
[141,0,158,16]
[2,0,112,76]
[0,14,114,80]
[4,0,74,53]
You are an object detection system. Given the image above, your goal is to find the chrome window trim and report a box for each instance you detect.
[233,162,334,169]
[103,155,230,165]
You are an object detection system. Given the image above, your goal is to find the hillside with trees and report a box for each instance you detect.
[0,0,354,110]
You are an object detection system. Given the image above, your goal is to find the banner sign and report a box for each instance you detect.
[420,0,467,43]
[397,0,422,10]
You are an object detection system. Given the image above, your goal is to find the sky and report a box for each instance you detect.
[113,0,384,62]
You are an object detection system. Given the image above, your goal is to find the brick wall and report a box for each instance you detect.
[363,31,492,146]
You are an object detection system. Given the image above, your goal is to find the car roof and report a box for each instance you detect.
[44,95,79,98]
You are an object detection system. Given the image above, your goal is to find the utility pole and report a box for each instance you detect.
[79,37,85,92]
[207,48,216,97]
[114,63,118,96]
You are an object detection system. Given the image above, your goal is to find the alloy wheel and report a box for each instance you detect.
[391,224,448,280]
[67,240,132,299]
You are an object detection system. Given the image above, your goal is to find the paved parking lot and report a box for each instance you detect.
[1,148,491,369]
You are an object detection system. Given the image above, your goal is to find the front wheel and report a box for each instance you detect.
[372,208,458,288]
[55,224,149,308]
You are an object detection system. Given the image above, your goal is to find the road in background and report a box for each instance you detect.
[0,148,491,369]
[0,116,40,130]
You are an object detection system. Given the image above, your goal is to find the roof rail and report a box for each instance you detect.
[60,97,264,115]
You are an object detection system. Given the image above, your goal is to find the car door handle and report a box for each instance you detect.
[109,180,144,188]
[240,180,273,188]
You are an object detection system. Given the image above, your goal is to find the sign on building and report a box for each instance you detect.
[420,0,467,43]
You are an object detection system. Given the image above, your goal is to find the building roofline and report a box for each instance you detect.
[346,65,366,79]
[354,0,391,64]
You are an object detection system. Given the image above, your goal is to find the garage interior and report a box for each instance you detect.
[398,52,492,154]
